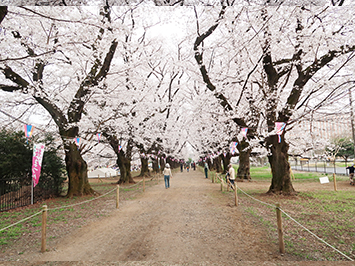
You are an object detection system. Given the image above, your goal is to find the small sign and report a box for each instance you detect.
[319,176,329,184]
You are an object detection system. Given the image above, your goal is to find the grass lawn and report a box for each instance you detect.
[209,166,355,261]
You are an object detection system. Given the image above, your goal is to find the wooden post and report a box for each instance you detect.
[143,175,146,192]
[41,205,47,253]
[116,185,119,209]
[333,173,337,191]
[276,203,285,254]
[234,182,238,206]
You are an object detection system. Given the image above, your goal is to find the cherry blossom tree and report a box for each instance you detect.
[0,6,119,197]
[192,3,355,193]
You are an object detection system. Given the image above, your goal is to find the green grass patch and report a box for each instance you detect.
[239,182,355,261]
[249,166,327,181]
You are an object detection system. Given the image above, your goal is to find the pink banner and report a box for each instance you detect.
[24,125,34,143]
[230,142,238,155]
[241,128,248,139]
[275,122,286,143]
[32,143,45,188]
[75,137,81,147]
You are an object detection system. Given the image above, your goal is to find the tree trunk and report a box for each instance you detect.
[214,157,223,173]
[123,155,133,183]
[117,152,134,184]
[65,142,94,197]
[266,135,296,195]
[207,158,213,171]
[221,153,231,174]
[0,6,7,24]
[237,140,251,181]
[152,158,159,173]
[139,157,150,177]
[160,157,166,171]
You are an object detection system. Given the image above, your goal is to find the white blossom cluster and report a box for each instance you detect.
[1,4,354,166]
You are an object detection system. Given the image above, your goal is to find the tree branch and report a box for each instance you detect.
[280,44,355,122]
[68,39,118,123]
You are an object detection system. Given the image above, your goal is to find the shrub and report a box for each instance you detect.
[0,129,65,205]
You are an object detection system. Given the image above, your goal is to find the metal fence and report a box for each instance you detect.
[0,177,31,212]
[289,158,352,176]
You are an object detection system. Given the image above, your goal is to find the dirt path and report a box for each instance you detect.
[27,170,293,264]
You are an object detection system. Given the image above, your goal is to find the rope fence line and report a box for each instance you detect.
[48,187,117,211]
[0,210,42,233]
[237,186,276,208]
[120,179,144,190]
[279,208,354,261]
[232,183,354,261]
[0,176,150,236]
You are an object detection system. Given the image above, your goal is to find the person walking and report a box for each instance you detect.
[163,163,173,189]
[346,164,355,185]
[180,162,183,172]
[204,162,209,179]
[228,164,236,188]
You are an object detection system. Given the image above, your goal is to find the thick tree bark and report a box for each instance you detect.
[123,155,133,183]
[139,157,150,177]
[0,6,7,24]
[207,158,213,171]
[116,151,134,184]
[105,133,134,184]
[213,157,223,173]
[64,142,94,197]
[221,153,231,174]
[152,158,160,173]
[237,140,251,181]
[160,157,166,171]
[266,135,295,194]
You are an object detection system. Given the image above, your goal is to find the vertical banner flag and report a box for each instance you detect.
[32,143,45,187]
[241,128,248,139]
[96,133,101,143]
[230,142,238,155]
[275,122,286,143]
[75,137,81,149]
[24,125,34,143]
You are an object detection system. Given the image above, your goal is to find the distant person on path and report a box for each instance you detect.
[180,163,183,172]
[163,163,173,189]
[346,164,355,185]
[192,162,196,171]
[204,162,209,179]
[228,164,236,188]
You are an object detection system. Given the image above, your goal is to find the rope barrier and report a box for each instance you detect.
[237,186,276,208]
[120,179,143,189]
[0,211,42,232]
[236,185,354,261]
[279,208,354,261]
[0,178,147,232]
[0,177,149,232]
[48,187,117,211]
